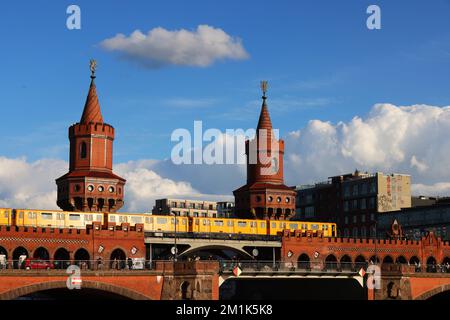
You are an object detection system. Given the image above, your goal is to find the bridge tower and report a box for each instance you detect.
[56,60,126,212]
[233,81,296,220]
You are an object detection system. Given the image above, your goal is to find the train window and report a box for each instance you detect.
[41,213,53,220]
[69,214,81,221]
[96,215,102,221]
[19,211,23,218]
[145,217,150,224]
[227,221,234,227]
[109,215,116,222]
[311,224,319,230]
[57,213,64,220]
[301,224,307,229]
[28,212,37,219]
[131,216,143,223]
[289,224,298,230]
[3,211,8,218]
[157,218,167,224]
[238,221,247,228]
[214,220,224,227]
[182,219,187,225]
[272,222,276,228]
[250,222,256,228]
[171,218,175,224]
[119,216,127,223]
[195,219,199,225]
[280,223,286,228]
[260,222,265,228]
[85,214,93,221]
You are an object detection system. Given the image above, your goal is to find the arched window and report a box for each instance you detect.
[80,142,87,159]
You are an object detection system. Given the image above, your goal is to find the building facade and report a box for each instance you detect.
[295,171,411,238]
[233,83,296,220]
[378,204,450,241]
[216,201,235,218]
[152,199,218,217]
[56,62,126,212]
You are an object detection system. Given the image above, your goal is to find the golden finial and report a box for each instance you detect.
[260,80,268,98]
[89,59,97,78]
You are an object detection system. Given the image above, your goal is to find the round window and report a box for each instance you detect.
[74,184,81,192]
[277,197,282,203]
[256,196,262,202]
[87,185,94,192]
[285,197,290,203]
[98,186,104,192]
[108,186,115,193]
[268,196,273,202]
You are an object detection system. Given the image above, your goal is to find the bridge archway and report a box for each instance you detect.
[369,255,380,264]
[426,256,437,273]
[33,247,50,260]
[382,255,393,265]
[355,255,367,270]
[409,256,420,265]
[340,255,352,271]
[181,281,192,300]
[0,280,151,300]
[110,248,127,269]
[396,256,407,264]
[325,254,338,270]
[414,284,450,300]
[442,257,450,272]
[0,246,7,259]
[12,247,28,269]
[297,254,310,270]
[179,245,253,260]
[54,248,70,269]
[74,248,90,269]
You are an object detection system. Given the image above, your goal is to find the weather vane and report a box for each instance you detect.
[260,80,268,98]
[89,59,97,78]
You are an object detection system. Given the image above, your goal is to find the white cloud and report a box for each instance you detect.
[0,157,66,209]
[0,157,234,213]
[411,182,450,197]
[284,103,450,196]
[100,25,249,68]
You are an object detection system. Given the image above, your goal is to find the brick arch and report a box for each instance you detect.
[414,284,450,300]
[179,245,253,259]
[109,246,129,259]
[0,280,151,300]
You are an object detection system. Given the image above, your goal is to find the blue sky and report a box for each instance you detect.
[1,0,450,163]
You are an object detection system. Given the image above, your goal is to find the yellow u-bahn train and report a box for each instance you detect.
[0,208,337,238]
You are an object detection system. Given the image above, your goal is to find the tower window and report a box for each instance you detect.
[80,142,87,159]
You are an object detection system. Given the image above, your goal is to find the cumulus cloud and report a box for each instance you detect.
[0,157,233,212]
[100,25,249,68]
[115,161,233,212]
[284,103,450,196]
[0,157,66,209]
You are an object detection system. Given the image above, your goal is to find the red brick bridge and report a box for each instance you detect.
[1,223,450,300]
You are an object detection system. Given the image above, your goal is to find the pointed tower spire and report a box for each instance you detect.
[80,59,104,124]
[256,80,273,131]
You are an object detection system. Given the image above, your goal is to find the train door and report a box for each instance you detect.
[188,217,193,233]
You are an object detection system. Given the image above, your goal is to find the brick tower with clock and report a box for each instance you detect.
[233,81,296,220]
[56,60,126,212]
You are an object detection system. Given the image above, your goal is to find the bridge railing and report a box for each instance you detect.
[218,260,362,274]
[0,259,157,272]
